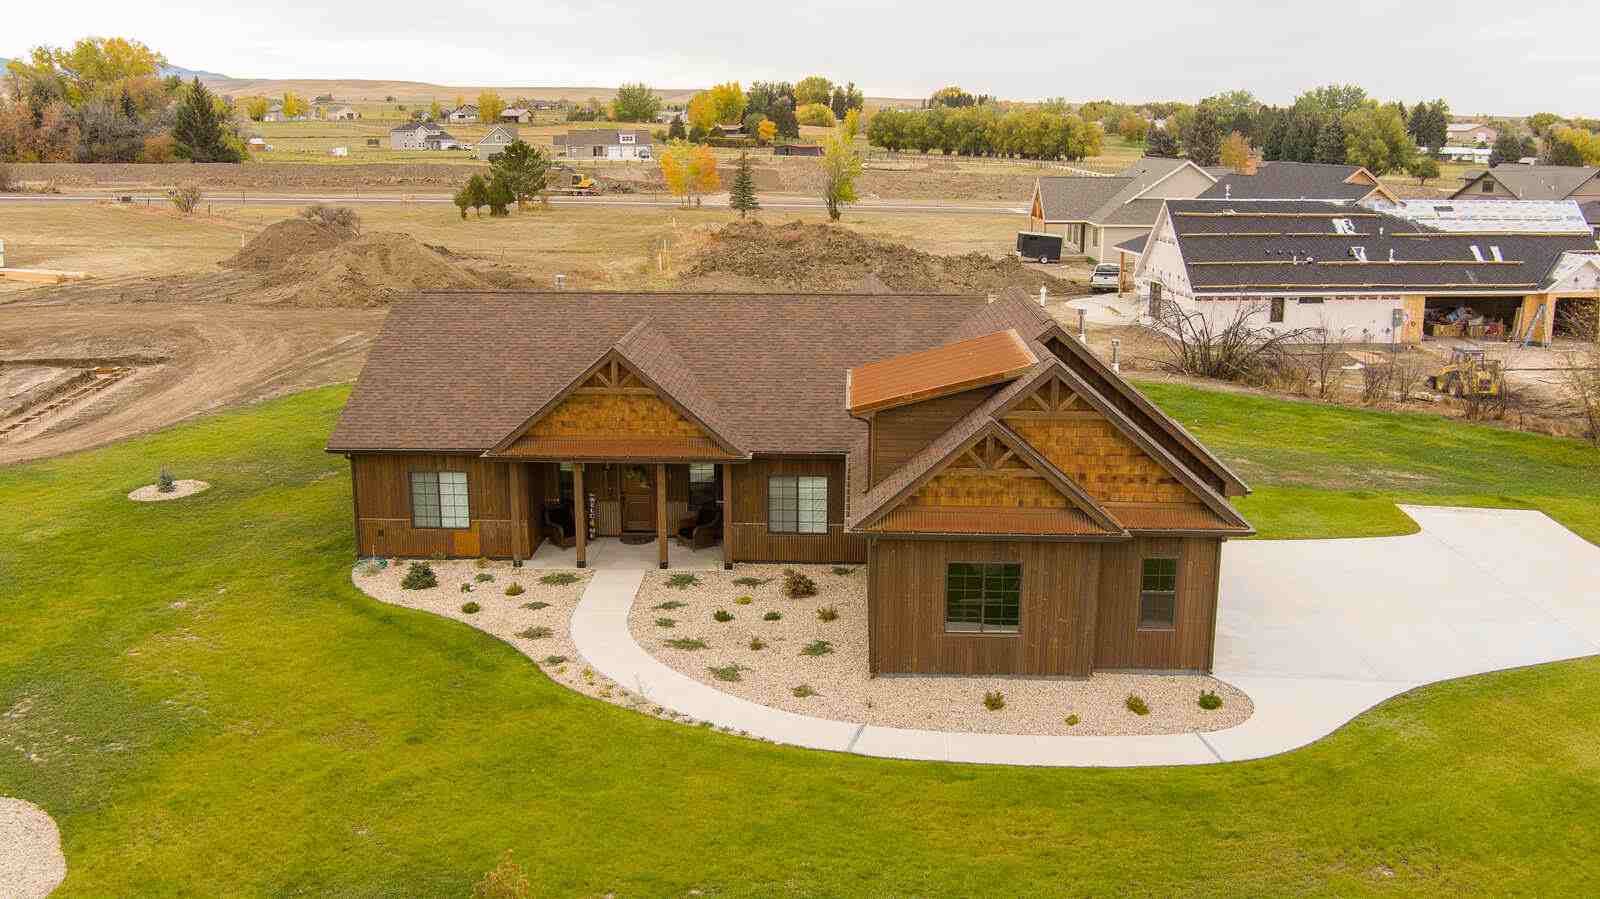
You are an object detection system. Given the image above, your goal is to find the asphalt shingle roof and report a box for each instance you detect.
[1454,166,1600,200]
[1034,176,1132,222]
[1201,161,1377,202]
[1164,199,1597,293]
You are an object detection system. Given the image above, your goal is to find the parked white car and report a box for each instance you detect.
[1089,263,1120,293]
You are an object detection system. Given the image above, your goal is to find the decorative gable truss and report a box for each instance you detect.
[488,351,744,461]
[863,423,1125,538]
[999,372,1251,533]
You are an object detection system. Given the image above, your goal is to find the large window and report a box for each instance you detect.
[1139,558,1178,630]
[411,471,469,529]
[945,562,1021,634]
[689,463,718,509]
[768,475,827,534]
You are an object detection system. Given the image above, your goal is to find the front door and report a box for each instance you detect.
[621,464,655,533]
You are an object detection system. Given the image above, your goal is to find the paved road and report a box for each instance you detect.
[0,193,1026,216]
[564,505,1600,767]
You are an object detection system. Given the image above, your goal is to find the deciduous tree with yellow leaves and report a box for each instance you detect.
[1220,131,1253,172]
[659,139,720,206]
[281,92,307,118]
[478,92,505,124]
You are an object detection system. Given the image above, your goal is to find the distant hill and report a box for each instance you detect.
[161,64,231,79]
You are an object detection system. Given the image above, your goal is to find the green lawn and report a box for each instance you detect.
[1140,381,1600,543]
[2,383,1599,895]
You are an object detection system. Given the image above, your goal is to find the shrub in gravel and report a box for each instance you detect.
[1125,694,1151,716]
[517,626,553,639]
[712,609,734,622]
[473,556,491,569]
[1064,714,1080,726]
[983,691,1006,711]
[460,583,474,593]
[749,637,766,650]
[540,572,581,586]
[783,569,818,598]
[521,600,550,610]
[504,582,525,596]
[653,600,686,610]
[664,637,708,650]
[400,562,438,590]
[732,576,769,587]
[791,684,818,698]
[359,561,383,577]
[800,639,833,657]
[157,468,178,493]
[667,573,701,589]
[655,617,676,628]
[762,611,782,621]
[816,605,839,622]
[734,595,753,605]
[542,655,568,665]
[707,663,745,682]
[831,566,855,576]
[460,601,481,614]
[475,572,494,583]
[1198,690,1223,710]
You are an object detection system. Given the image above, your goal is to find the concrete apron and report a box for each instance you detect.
[569,506,1600,767]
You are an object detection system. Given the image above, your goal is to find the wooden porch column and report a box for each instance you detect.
[721,462,733,570]
[573,462,586,568]
[508,461,527,562]
[656,463,669,569]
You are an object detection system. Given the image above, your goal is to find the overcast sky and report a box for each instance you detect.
[8,1,1597,115]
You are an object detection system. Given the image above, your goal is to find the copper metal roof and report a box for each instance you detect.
[846,329,1036,416]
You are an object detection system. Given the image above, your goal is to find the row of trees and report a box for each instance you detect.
[865,105,1103,161]
[451,138,552,217]
[2,37,246,163]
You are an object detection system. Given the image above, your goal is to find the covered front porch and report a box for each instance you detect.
[527,534,725,570]
[527,460,736,571]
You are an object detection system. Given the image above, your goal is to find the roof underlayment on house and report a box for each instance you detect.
[1161,199,1598,294]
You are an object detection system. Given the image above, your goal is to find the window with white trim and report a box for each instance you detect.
[411,471,469,528]
[619,133,636,144]
[768,475,827,534]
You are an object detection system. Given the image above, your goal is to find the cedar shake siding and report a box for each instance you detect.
[331,290,1250,675]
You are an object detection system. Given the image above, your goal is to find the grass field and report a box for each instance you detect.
[2,382,1599,895]
[1142,381,1600,542]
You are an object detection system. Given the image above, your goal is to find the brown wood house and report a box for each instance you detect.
[328,290,1252,676]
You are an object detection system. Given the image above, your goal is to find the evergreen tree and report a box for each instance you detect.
[728,151,759,218]
[488,139,550,207]
[452,183,472,219]
[485,172,514,216]
[171,77,239,163]
[768,98,799,139]
[1180,103,1222,166]
[464,174,489,217]
[1314,116,1346,164]
[1490,131,1525,166]
[1145,126,1180,158]
[668,115,686,141]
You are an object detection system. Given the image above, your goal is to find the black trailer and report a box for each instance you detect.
[1016,231,1064,263]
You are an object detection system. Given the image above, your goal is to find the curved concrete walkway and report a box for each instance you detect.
[570,506,1600,767]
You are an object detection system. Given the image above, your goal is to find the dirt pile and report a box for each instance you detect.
[221,218,356,271]
[681,220,1078,294]
[213,217,504,306]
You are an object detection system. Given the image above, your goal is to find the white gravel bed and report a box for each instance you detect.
[0,797,66,899]
[349,559,715,728]
[128,479,210,502]
[629,564,1253,736]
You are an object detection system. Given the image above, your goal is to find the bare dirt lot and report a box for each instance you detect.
[1,198,1068,463]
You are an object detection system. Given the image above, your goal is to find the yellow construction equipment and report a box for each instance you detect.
[1427,346,1503,398]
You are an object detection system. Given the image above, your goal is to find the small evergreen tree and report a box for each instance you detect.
[1145,126,1180,158]
[486,172,514,216]
[464,174,489,217]
[1181,103,1223,166]
[728,152,759,218]
[667,115,686,141]
[171,77,240,163]
[488,139,550,208]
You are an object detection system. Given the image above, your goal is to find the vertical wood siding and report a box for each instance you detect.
[869,386,997,485]
[727,456,865,563]
[350,453,528,558]
[1093,536,1221,671]
[868,539,1101,676]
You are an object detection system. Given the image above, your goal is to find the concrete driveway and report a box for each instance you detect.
[570,505,1600,766]
[1206,505,1600,762]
